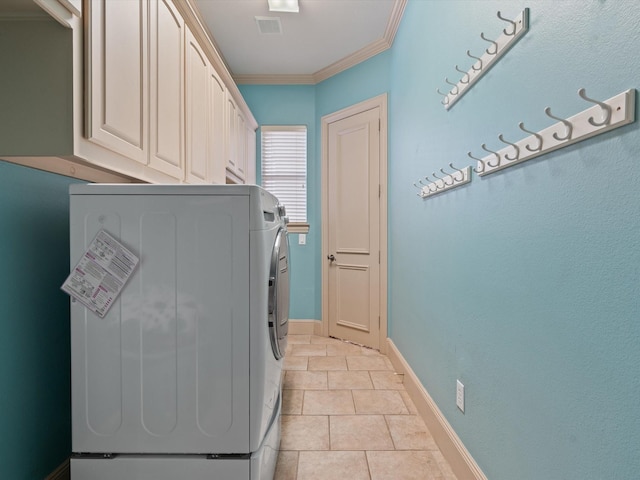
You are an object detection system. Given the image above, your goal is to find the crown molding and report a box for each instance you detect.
[311,36,390,84]
[233,0,407,85]
[233,74,316,85]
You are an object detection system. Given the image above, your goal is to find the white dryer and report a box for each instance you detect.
[67,184,289,480]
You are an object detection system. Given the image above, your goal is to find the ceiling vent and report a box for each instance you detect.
[255,16,283,35]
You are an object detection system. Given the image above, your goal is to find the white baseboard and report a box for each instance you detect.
[386,339,487,480]
[46,458,70,480]
[288,319,322,336]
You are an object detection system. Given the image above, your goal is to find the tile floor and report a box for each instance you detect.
[274,334,458,480]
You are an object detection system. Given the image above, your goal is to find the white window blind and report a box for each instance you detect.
[261,126,307,223]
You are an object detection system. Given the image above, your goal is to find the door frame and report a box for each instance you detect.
[320,93,388,353]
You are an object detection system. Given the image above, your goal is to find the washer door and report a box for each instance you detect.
[268,228,290,359]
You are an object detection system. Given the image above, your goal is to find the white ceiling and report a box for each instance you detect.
[193,0,404,83]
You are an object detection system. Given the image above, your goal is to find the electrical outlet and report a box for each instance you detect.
[456,380,465,413]
[298,234,306,245]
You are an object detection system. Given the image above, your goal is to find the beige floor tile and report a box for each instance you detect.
[386,415,438,450]
[308,356,348,371]
[282,389,304,415]
[352,390,408,414]
[284,371,328,390]
[326,343,363,356]
[297,451,370,480]
[399,390,419,415]
[290,344,327,357]
[328,371,373,390]
[370,371,405,390]
[280,415,330,450]
[287,335,311,344]
[274,450,298,480]
[303,390,355,415]
[284,355,309,371]
[366,450,440,480]
[278,334,458,480]
[329,415,394,450]
[347,355,394,371]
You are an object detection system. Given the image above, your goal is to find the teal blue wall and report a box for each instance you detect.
[0,162,79,479]
[389,1,640,479]
[240,52,391,320]
[242,1,639,478]
[239,85,319,318]
[315,50,391,118]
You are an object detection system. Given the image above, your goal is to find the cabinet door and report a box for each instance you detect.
[185,26,209,184]
[246,127,257,185]
[236,111,247,180]
[86,0,148,164]
[226,95,238,175]
[149,0,184,180]
[209,68,226,184]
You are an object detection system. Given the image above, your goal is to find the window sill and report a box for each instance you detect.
[287,223,309,234]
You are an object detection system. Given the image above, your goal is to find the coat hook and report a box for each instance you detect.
[544,107,573,141]
[455,65,470,84]
[436,88,450,105]
[481,143,501,167]
[518,122,543,152]
[496,11,517,36]
[466,50,483,71]
[440,167,455,185]
[468,152,486,174]
[432,172,446,189]
[480,32,498,55]
[577,88,612,127]
[445,77,459,95]
[449,163,466,182]
[498,134,520,161]
[424,176,438,192]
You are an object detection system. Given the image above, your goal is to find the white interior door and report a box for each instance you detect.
[323,99,385,350]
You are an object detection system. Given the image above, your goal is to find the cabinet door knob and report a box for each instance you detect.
[327,254,336,262]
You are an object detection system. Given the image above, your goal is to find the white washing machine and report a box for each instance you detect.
[67,184,289,480]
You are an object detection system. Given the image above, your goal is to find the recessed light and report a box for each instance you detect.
[268,0,299,13]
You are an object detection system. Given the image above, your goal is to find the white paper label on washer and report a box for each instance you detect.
[61,230,139,318]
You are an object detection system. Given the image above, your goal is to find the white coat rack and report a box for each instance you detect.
[470,88,636,176]
[437,9,529,110]
[413,164,471,198]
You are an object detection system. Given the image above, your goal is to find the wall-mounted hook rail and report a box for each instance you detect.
[474,88,636,177]
[439,8,529,110]
[416,164,472,199]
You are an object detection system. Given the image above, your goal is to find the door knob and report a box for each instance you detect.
[327,254,336,262]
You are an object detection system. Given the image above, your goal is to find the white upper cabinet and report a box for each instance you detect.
[226,94,238,177]
[246,127,257,185]
[0,0,257,185]
[184,25,210,184]
[85,0,148,164]
[149,0,185,180]
[209,67,227,185]
[56,0,81,16]
[236,110,247,181]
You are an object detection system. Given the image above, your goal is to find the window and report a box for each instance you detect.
[261,126,308,231]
